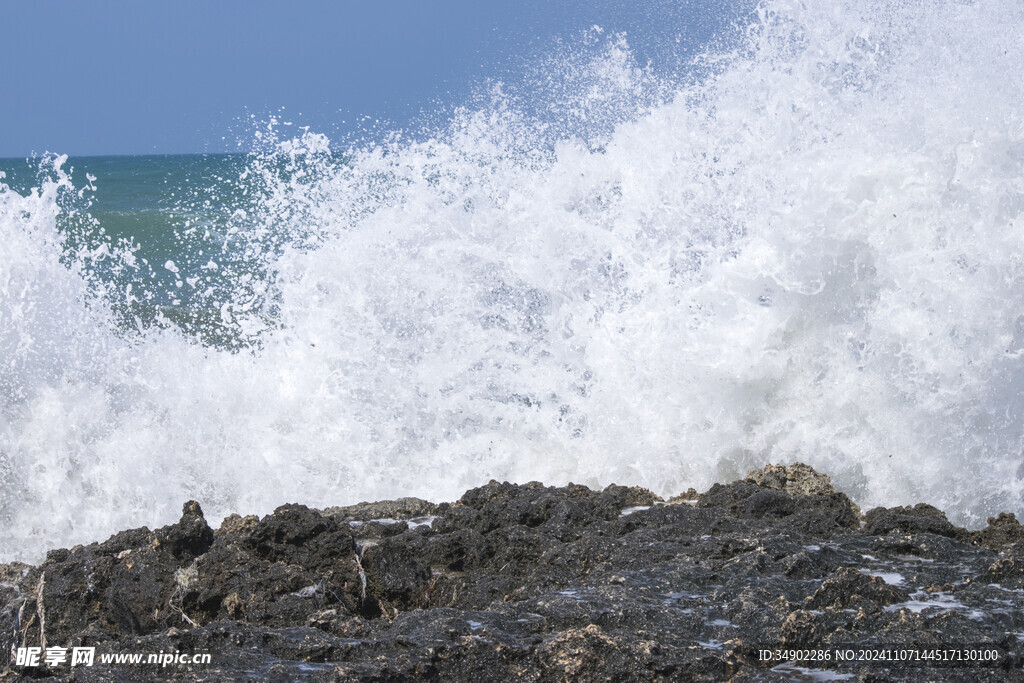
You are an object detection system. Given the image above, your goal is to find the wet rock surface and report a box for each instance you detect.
[2,464,1022,681]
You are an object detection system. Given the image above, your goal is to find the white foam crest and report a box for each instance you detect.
[0,157,124,406]
[2,0,1024,561]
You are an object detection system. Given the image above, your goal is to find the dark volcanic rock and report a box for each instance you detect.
[864,502,972,542]
[181,503,364,626]
[9,502,219,648]
[2,463,1022,681]
[699,464,861,535]
[155,500,216,560]
[745,461,839,497]
[360,540,432,611]
[806,566,908,610]
[981,544,1024,588]
[975,512,1024,551]
[323,496,446,522]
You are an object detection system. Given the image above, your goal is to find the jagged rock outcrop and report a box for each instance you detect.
[1,463,1021,680]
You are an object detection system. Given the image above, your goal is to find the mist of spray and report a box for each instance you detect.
[2,0,1023,561]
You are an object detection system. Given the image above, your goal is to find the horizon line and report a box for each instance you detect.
[0,150,255,163]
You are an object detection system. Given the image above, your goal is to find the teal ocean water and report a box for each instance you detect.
[2,0,1024,562]
[0,153,328,347]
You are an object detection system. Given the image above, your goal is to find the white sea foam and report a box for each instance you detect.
[2,0,1024,561]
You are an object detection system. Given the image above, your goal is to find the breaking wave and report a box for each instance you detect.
[2,0,1024,561]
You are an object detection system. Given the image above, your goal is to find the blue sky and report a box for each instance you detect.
[0,1,743,158]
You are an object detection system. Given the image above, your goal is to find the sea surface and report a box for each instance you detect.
[2,0,1024,562]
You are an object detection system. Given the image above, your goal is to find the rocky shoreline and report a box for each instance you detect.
[2,463,1023,681]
